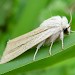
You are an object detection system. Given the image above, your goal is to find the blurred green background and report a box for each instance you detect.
[0,0,75,75]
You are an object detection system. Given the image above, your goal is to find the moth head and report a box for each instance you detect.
[62,12,72,35]
[63,25,70,35]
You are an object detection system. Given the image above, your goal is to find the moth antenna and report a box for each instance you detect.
[70,30,75,33]
[69,9,72,25]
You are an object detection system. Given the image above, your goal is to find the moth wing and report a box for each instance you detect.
[0,27,60,64]
[4,26,50,53]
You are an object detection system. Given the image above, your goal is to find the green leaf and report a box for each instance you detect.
[0,33,10,57]
[0,31,75,75]
[11,0,49,38]
[0,0,12,26]
[0,0,49,74]
[0,0,75,75]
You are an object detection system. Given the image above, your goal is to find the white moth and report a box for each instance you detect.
[0,15,74,64]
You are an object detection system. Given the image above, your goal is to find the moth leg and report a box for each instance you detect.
[49,42,53,55]
[71,30,75,33]
[60,31,64,49]
[33,40,45,61]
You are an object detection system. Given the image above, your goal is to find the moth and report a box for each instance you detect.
[0,15,74,64]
